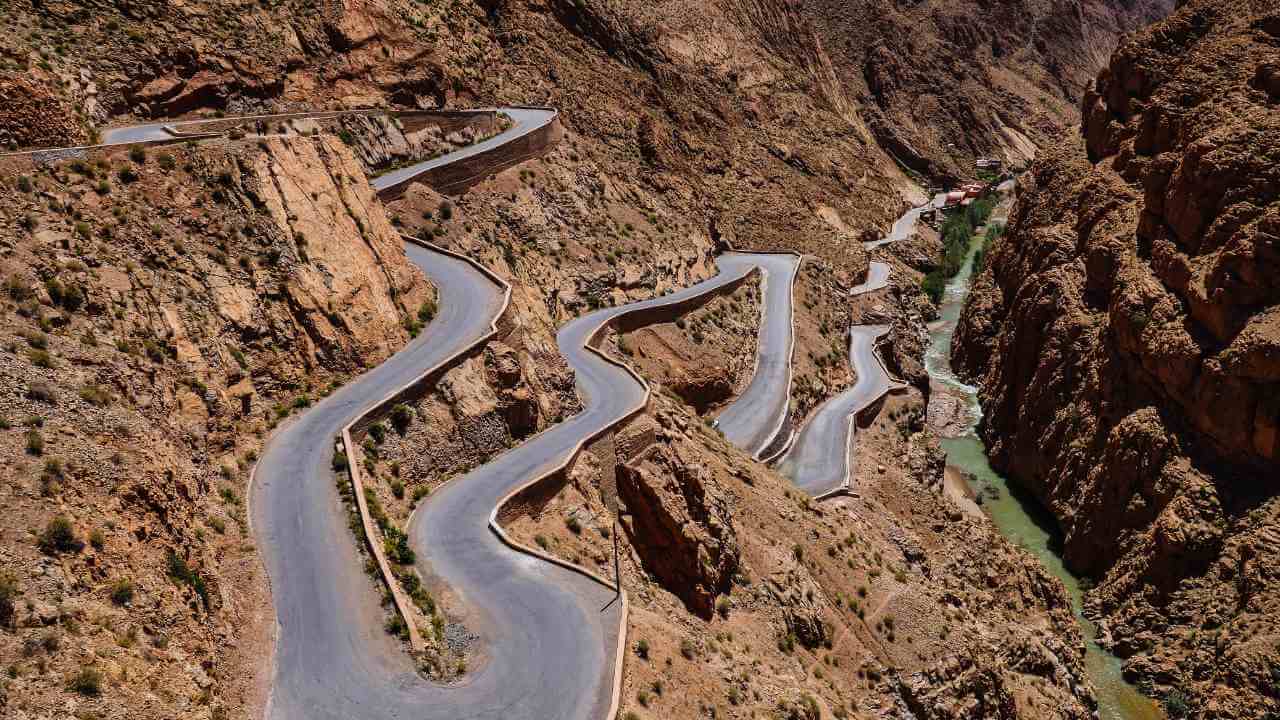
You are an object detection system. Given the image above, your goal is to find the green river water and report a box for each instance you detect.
[923,234,1164,720]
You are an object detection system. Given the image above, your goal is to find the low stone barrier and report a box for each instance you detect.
[377,111,562,200]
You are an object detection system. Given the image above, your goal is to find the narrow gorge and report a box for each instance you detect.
[12,0,1260,719]
[953,0,1280,716]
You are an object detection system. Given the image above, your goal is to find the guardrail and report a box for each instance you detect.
[482,264,759,720]
[375,109,562,200]
[336,235,513,653]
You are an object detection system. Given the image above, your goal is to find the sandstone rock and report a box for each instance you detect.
[952,1,1280,713]
[0,74,87,149]
[616,437,739,618]
[765,576,830,649]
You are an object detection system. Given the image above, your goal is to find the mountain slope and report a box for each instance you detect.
[800,0,1174,181]
[954,0,1280,714]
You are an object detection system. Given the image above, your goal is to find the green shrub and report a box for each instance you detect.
[68,666,102,696]
[384,526,415,565]
[27,349,54,369]
[1164,690,1191,719]
[0,570,17,625]
[166,551,209,607]
[39,516,82,555]
[46,278,84,311]
[972,222,1004,274]
[417,299,436,323]
[110,578,134,605]
[384,614,408,639]
[368,422,387,444]
[79,384,111,407]
[143,339,166,363]
[921,271,947,304]
[25,429,44,455]
[390,404,413,436]
[129,146,146,163]
[680,638,695,659]
[635,638,649,659]
[332,449,349,472]
[16,175,33,192]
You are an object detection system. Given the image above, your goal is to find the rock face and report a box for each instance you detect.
[617,430,740,619]
[953,1,1280,714]
[252,136,428,365]
[0,135,426,719]
[801,0,1174,180]
[0,73,88,149]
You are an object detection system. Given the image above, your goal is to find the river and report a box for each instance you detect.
[922,218,1164,720]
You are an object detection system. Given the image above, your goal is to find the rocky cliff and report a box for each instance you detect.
[953,0,1280,714]
[801,0,1174,181]
[0,136,426,719]
[0,0,1194,717]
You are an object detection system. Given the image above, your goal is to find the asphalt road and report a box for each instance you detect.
[250,181,795,718]
[57,105,806,719]
[713,253,801,458]
[96,107,557,167]
[849,260,891,295]
[776,325,897,497]
[370,108,554,193]
[864,193,949,249]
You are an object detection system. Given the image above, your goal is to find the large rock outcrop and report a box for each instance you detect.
[616,417,740,619]
[953,1,1280,714]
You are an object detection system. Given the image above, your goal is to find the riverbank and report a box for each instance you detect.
[924,192,1164,720]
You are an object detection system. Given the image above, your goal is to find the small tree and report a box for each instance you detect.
[1164,690,1191,719]
[39,516,82,555]
[110,578,135,605]
[390,404,413,436]
[716,595,731,618]
[68,666,102,696]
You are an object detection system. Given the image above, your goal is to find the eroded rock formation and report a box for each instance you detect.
[616,411,740,619]
[954,1,1280,714]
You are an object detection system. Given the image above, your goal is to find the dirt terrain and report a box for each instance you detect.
[954,1,1280,715]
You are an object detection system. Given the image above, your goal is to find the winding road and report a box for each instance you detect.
[712,253,801,458]
[864,193,948,249]
[776,325,899,497]
[250,106,627,720]
[774,201,924,496]
[228,109,795,718]
[10,104,886,719]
